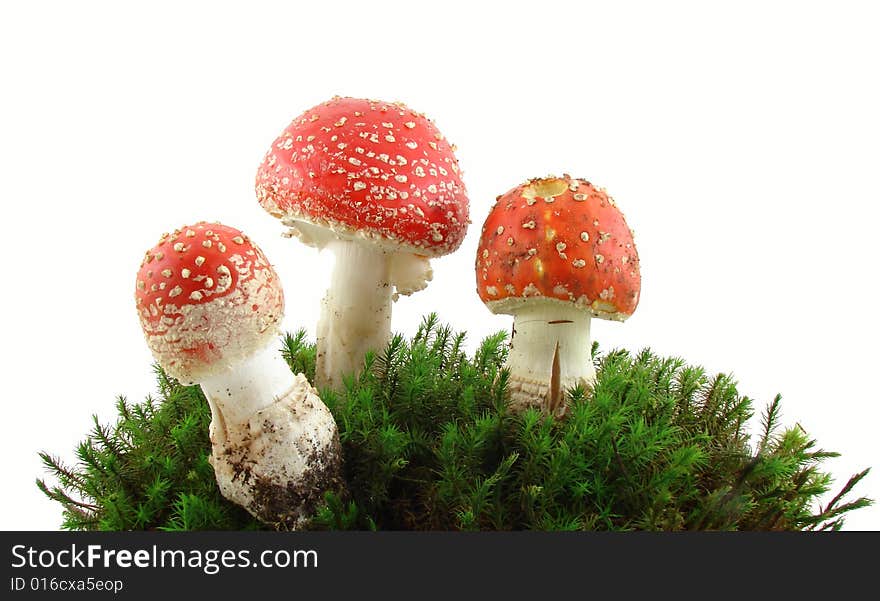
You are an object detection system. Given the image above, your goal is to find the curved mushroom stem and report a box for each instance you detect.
[505,303,595,416]
[198,341,344,529]
[199,342,297,445]
[316,239,394,391]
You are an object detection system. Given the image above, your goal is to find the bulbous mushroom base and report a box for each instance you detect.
[505,373,593,418]
[208,374,344,529]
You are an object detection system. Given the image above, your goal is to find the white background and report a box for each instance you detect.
[1,1,877,530]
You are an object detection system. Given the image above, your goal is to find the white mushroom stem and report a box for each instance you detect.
[316,238,394,391]
[199,343,296,445]
[199,342,343,528]
[506,302,596,414]
[285,220,432,392]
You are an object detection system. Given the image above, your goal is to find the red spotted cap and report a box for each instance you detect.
[135,222,284,384]
[476,175,640,321]
[255,96,469,256]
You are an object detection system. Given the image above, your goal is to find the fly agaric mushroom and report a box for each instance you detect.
[476,175,641,416]
[135,221,343,528]
[255,96,469,391]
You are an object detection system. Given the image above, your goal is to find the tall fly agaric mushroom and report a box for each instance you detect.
[476,175,641,416]
[135,221,343,528]
[255,96,469,391]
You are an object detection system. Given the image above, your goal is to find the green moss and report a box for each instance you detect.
[37,368,261,531]
[39,315,871,531]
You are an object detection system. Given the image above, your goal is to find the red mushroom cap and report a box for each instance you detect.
[135,222,284,384]
[255,96,469,257]
[475,175,640,321]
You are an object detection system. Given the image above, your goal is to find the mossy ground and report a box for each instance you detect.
[39,315,871,531]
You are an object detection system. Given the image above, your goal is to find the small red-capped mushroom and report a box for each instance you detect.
[475,176,641,415]
[135,222,343,528]
[256,96,469,391]
[135,221,284,390]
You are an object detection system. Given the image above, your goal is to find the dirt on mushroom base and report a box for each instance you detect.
[211,395,345,529]
[249,439,345,530]
[216,424,345,530]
